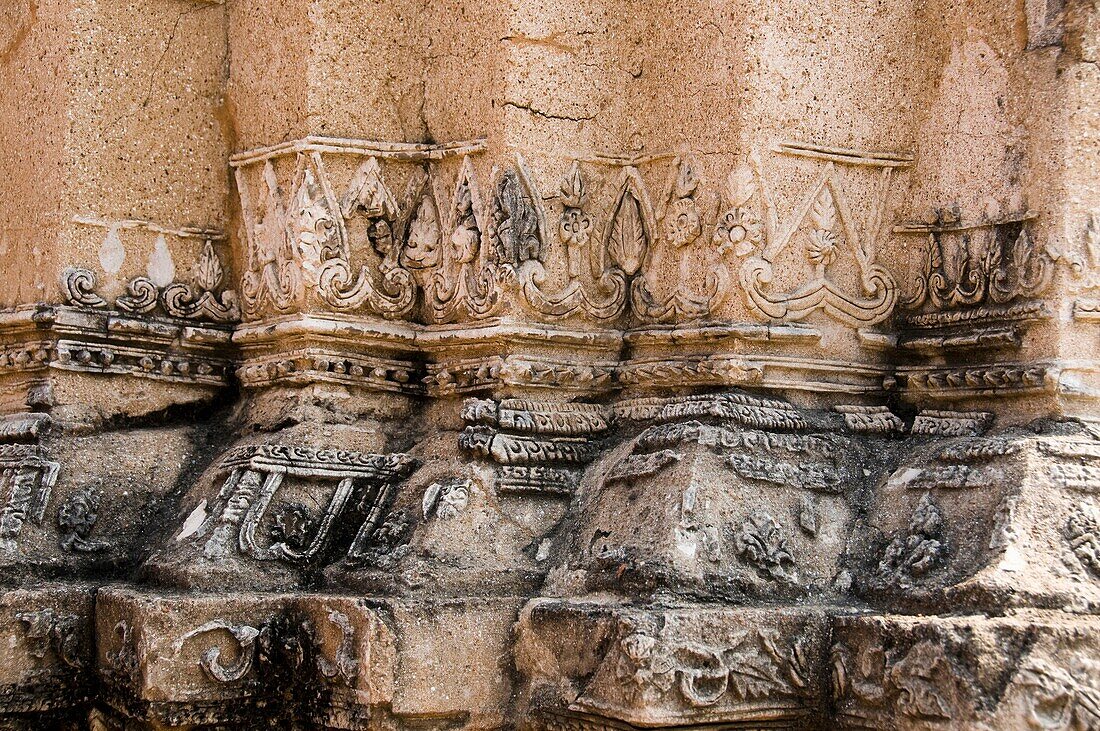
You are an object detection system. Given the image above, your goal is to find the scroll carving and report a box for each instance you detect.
[233,142,512,323]
[629,159,737,323]
[901,208,1052,314]
[195,445,417,563]
[176,620,264,684]
[226,138,910,334]
[60,237,240,324]
[563,613,819,724]
[61,268,108,309]
[514,160,631,322]
[737,144,903,327]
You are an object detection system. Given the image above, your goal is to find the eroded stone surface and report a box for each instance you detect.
[0,0,1098,729]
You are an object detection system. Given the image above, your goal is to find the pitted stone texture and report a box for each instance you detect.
[0,424,212,582]
[0,584,95,723]
[832,611,1100,730]
[515,600,831,729]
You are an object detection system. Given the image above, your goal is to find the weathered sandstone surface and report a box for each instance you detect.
[0,0,1099,728]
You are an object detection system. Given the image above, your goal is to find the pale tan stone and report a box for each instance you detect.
[0,0,1098,728]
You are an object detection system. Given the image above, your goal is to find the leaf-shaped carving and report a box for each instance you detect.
[674,160,699,199]
[609,193,647,276]
[725,645,784,700]
[1087,213,1100,268]
[560,162,587,208]
[726,168,757,209]
[491,170,542,264]
[194,241,224,292]
[929,234,944,272]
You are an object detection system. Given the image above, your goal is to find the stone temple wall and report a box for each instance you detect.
[0,0,1098,728]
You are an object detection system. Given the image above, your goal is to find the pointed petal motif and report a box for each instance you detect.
[99,226,126,275]
[560,162,587,208]
[609,193,647,276]
[674,159,699,199]
[929,233,944,271]
[810,186,837,232]
[726,168,757,208]
[194,240,224,292]
[1086,212,1100,267]
[147,234,175,288]
[739,160,897,326]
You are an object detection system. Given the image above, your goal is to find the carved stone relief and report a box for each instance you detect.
[0,2,1097,721]
[177,444,418,566]
[1066,501,1100,579]
[517,605,825,728]
[62,230,239,325]
[232,140,508,323]
[0,445,60,553]
[736,142,904,327]
[900,209,1051,316]
[227,138,912,335]
[461,398,607,495]
[875,493,946,588]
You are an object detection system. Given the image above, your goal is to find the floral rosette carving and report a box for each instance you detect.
[515,160,631,323]
[739,159,897,327]
[631,160,746,323]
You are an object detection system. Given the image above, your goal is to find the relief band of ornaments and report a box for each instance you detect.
[226,137,907,327]
[6,2,1100,727]
[30,135,1100,403]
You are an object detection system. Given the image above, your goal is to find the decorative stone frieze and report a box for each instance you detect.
[1,0,1099,727]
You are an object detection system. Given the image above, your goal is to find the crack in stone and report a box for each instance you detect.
[502,100,595,123]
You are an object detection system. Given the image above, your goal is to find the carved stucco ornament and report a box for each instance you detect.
[61,236,240,325]
[194,445,418,564]
[629,158,739,323]
[738,147,900,327]
[901,205,1053,313]
[176,620,265,683]
[515,159,632,322]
